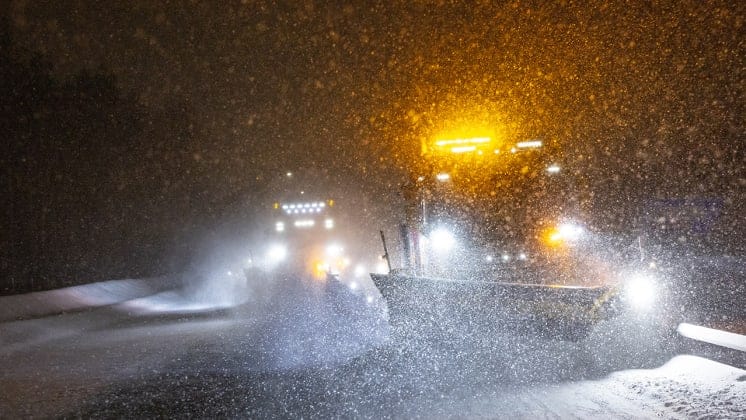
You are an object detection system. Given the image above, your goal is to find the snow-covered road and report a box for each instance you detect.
[1,276,744,418]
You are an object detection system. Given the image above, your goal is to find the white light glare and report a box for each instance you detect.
[430,227,456,253]
[557,223,584,241]
[325,218,334,229]
[547,164,561,174]
[267,244,287,263]
[294,219,315,228]
[275,221,285,232]
[374,261,389,274]
[326,243,343,257]
[436,173,451,182]
[626,273,657,311]
[354,264,366,278]
[516,140,543,149]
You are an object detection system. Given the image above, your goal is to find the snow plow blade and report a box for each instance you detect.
[371,272,619,341]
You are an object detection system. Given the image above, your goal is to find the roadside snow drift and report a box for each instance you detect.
[0,276,180,322]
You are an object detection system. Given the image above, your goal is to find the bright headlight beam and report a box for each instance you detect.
[326,243,343,257]
[430,227,456,253]
[267,244,287,263]
[556,223,584,241]
[374,261,389,274]
[626,273,657,310]
[354,264,366,278]
[559,223,582,239]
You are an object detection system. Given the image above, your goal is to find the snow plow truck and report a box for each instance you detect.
[371,135,662,341]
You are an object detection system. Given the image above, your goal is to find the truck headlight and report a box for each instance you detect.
[267,244,287,263]
[354,264,366,278]
[326,243,343,258]
[430,227,456,253]
[625,273,657,311]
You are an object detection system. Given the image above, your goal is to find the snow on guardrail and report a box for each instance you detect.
[677,323,746,353]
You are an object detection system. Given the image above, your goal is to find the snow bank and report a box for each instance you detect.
[618,355,746,418]
[425,355,745,418]
[0,276,180,322]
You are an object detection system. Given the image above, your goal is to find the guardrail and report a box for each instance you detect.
[677,323,746,369]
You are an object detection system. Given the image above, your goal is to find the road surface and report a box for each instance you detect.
[1,276,744,418]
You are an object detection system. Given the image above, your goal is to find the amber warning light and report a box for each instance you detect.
[433,137,492,154]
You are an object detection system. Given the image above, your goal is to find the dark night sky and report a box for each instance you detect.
[9,1,742,182]
[2,1,744,287]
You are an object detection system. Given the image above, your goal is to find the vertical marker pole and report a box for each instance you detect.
[380,230,392,273]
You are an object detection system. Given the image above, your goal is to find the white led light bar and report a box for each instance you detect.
[281,202,329,215]
[294,219,315,228]
[516,140,543,149]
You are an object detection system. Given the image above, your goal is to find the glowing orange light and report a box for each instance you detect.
[312,260,331,279]
[434,137,491,147]
[432,136,493,155]
[450,145,477,153]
